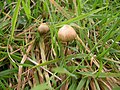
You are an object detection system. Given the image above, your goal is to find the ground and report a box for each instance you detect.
[0,0,120,90]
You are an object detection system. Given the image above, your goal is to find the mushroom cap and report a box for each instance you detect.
[38,23,49,34]
[58,25,77,42]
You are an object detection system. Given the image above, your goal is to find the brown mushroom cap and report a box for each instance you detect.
[38,23,49,34]
[58,25,77,42]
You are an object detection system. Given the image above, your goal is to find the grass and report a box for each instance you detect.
[0,0,120,90]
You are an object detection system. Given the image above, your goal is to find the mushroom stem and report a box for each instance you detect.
[39,37,51,87]
[64,42,69,56]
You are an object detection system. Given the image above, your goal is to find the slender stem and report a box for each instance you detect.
[65,42,69,56]
[39,37,51,87]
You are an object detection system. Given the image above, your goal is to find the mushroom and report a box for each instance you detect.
[38,23,51,87]
[58,25,77,55]
[38,23,49,34]
[58,25,90,55]
[58,25,77,42]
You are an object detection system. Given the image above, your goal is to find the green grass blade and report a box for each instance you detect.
[91,19,120,53]
[56,6,107,26]
[94,79,101,90]
[0,80,6,90]
[31,54,87,69]
[113,86,120,90]
[22,0,31,20]
[77,71,120,78]
[69,79,77,90]
[96,60,103,78]
[52,67,77,79]
[11,0,21,40]
[0,68,18,77]
[76,77,87,90]
[31,83,51,90]
[85,78,90,90]
[97,33,120,59]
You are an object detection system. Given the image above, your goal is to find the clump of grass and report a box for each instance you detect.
[0,0,120,90]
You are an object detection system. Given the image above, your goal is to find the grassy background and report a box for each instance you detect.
[0,0,120,90]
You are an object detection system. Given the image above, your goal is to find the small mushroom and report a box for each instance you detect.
[58,25,90,55]
[58,25,77,42]
[38,23,51,87]
[58,25,77,55]
[38,23,49,34]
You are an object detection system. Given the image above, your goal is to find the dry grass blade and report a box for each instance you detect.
[0,0,120,90]
[99,79,112,90]
[15,24,36,37]
[76,35,101,69]
[76,35,91,53]
[39,38,51,87]
[2,11,11,19]
[90,79,97,90]
[17,40,35,90]
[49,0,70,19]
[27,57,62,81]
[60,80,69,90]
